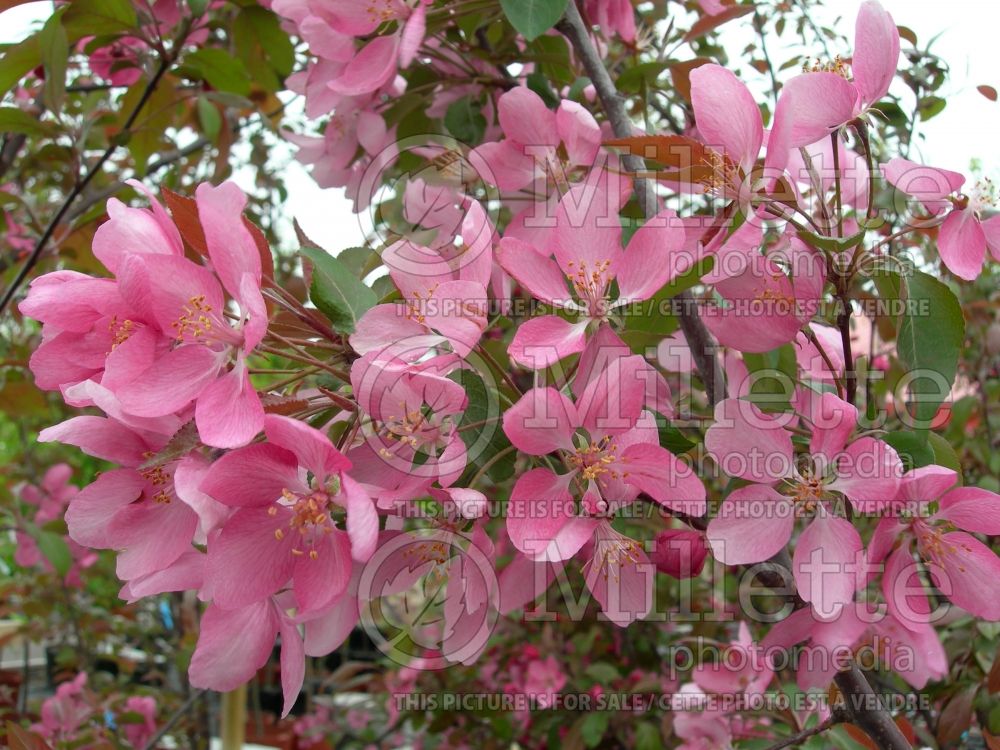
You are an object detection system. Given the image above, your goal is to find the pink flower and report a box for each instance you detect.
[693,622,773,697]
[869,465,1000,621]
[882,157,1000,279]
[472,87,603,193]
[113,182,268,448]
[40,416,217,582]
[87,37,145,85]
[200,414,376,614]
[705,393,902,619]
[497,186,685,368]
[350,240,489,358]
[583,0,635,42]
[189,595,305,717]
[120,696,157,749]
[31,673,92,743]
[766,0,899,177]
[522,656,566,708]
[503,357,705,624]
[762,606,870,690]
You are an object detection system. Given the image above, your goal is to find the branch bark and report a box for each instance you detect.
[555,1,726,407]
[834,665,912,750]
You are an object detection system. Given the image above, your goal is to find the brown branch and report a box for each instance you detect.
[834,665,912,750]
[0,22,190,314]
[555,0,726,407]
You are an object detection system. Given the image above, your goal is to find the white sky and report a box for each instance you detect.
[1,0,997,253]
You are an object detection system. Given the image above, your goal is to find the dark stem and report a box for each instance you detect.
[0,23,187,314]
[762,710,843,750]
[556,0,726,407]
[833,666,912,750]
[140,689,207,750]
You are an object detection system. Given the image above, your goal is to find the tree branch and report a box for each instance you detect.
[555,0,726,407]
[0,23,187,315]
[834,665,912,750]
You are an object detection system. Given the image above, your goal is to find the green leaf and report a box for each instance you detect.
[918,95,947,122]
[62,0,137,36]
[0,106,56,136]
[617,62,670,94]
[635,722,663,750]
[743,343,797,408]
[232,6,295,92]
[500,0,568,41]
[196,95,221,141]
[656,416,695,454]
[451,369,515,483]
[39,9,68,113]
[301,246,377,334]
[927,431,961,473]
[622,256,714,335]
[0,36,42,100]
[883,431,934,471]
[444,96,487,144]
[796,227,865,254]
[584,662,620,683]
[184,48,252,96]
[36,530,72,577]
[526,71,559,107]
[895,270,964,429]
[580,712,609,749]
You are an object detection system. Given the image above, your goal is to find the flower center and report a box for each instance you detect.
[271,489,334,559]
[802,55,850,79]
[592,530,643,581]
[108,316,136,349]
[569,437,623,483]
[566,259,613,315]
[171,295,215,343]
[914,521,970,572]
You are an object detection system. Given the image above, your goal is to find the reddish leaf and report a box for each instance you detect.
[978,85,998,102]
[162,187,208,256]
[605,134,716,185]
[937,685,978,747]
[897,25,918,46]
[244,216,276,282]
[684,5,755,42]
[668,58,713,103]
[989,646,1000,693]
[5,722,54,750]
[260,394,309,415]
[986,731,1000,750]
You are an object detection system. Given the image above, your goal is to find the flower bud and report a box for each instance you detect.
[651,529,708,579]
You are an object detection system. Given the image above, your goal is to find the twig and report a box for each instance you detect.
[833,665,912,750]
[556,1,726,407]
[0,24,187,314]
[762,710,843,750]
[140,689,207,750]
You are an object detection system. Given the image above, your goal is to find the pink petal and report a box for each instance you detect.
[808,392,858,464]
[398,3,425,68]
[507,315,589,369]
[852,0,900,106]
[195,181,262,302]
[498,554,560,614]
[895,464,957,505]
[502,387,577,455]
[936,486,1000,534]
[585,523,654,627]
[615,209,686,303]
[328,34,400,96]
[206,508,296,608]
[195,363,264,449]
[38,416,150,466]
[925,532,1000,620]
[496,237,572,307]
[576,354,646,436]
[278,614,305,717]
[303,590,360,656]
[556,100,601,166]
[938,208,986,280]
[706,485,794,565]
[792,511,863,621]
[881,157,964,212]
[506,469,592,561]
[65,470,145,548]
[705,398,795,484]
[92,196,182,274]
[292,528,353,614]
[765,72,859,176]
[189,600,279,692]
[113,497,199,580]
[883,544,932,631]
[828,437,903,513]
[349,303,433,356]
[341,474,378,562]
[200,443,302,507]
[117,345,221,417]
[264,413,350,482]
[553,186,624,276]
[690,63,763,172]
[472,140,539,191]
[867,516,905,565]
[619,443,706,517]
[498,86,559,148]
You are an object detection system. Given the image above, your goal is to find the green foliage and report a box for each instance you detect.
[300,246,377,334]
[500,0,568,41]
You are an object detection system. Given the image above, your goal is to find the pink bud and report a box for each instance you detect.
[651,529,708,579]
